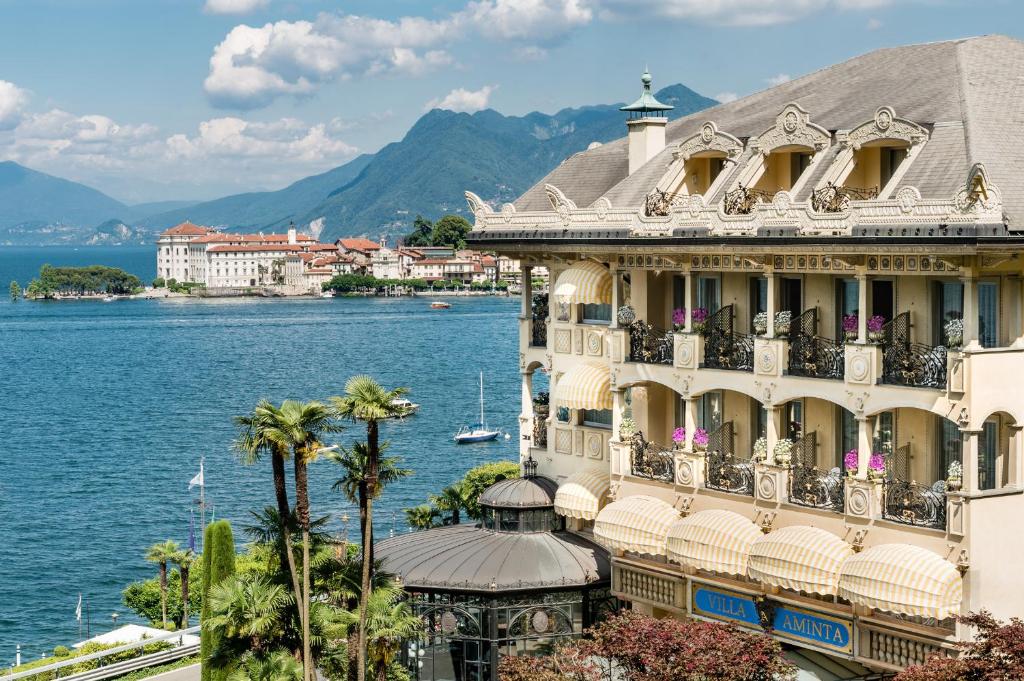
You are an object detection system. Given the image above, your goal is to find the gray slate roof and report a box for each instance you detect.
[514,35,1024,224]
[478,475,558,508]
[376,524,610,592]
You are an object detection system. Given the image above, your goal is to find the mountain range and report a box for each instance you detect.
[0,84,716,246]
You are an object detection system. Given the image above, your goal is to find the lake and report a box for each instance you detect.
[0,247,527,664]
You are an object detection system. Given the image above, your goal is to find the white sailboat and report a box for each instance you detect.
[454,371,500,443]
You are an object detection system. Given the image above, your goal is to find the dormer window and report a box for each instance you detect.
[751,145,815,195]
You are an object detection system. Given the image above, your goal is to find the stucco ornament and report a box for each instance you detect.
[771,190,792,217]
[593,196,612,220]
[532,610,550,633]
[500,202,516,223]
[757,344,777,374]
[754,103,831,153]
[464,191,492,225]
[687,193,705,218]
[676,458,695,486]
[847,486,871,517]
[954,163,1002,213]
[895,186,920,214]
[674,121,743,162]
[847,353,871,382]
[846,106,928,150]
[757,471,777,501]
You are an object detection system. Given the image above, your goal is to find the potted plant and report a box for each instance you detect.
[842,314,858,342]
[944,317,964,349]
[691,307,709,334]
[692,427,709,452]
[774,310,792,338]
[672,307,687,332]
[619,416,637,440]
[947,460,963,491]
[772,438,793,465]
[672,427,686,450]
[867,452,886,481]
[617,305,637,326]
[752,436,768,462]
[867,315,886,343]
[752,312,768,336]
[843,449,860,477]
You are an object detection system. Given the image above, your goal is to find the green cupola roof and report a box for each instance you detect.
[620,69,674,116]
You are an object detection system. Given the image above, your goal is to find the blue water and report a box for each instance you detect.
[0,247,523,665]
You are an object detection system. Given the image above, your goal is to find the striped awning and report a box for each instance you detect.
[666,510,762,577]
[554,469,610,521]
[838,544,963,620]
[748,526,854,596]
[554,261,612,305]
[594,495,679,556]
[556,363,612,410]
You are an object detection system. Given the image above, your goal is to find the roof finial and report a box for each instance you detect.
[620,68,673,117]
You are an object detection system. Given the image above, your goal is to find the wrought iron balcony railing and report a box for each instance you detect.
[787,308,845,380]
[704,422,754,496]
[532,416,548,448]
[881,312,947,389]
[644,189,682,217]
[811,182,879,213]
[786,432,845,512]
[723,185,775,215]
[881,444,947,530]
[628,320,674,365]
[703,305,753,372]
[628,431,675,484]
[530,293,548,347]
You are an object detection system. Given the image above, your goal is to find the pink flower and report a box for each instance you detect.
[693,428,709,446]
[869,452,886,471]
[842,314,858,333]
[672,308,687,326]
[868,315,885,333]
[844,449,859,471]
[672,427,686,444]
[691,307,709,323]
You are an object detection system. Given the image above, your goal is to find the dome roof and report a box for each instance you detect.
[376,524,610,592]
[478,475,558,509]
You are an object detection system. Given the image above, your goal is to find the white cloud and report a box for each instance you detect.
[766,73,791,86]
[598,0,898,26]
[204,0,269,15]
[866,17,882,29]
[713,92,738,104]
[425,85,497,113]
[0,80,30,130]
[204,1,595,109]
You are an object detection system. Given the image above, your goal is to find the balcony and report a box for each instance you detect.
[704,422,755,496]
[532,415,548,449]
[810,182,879,213]
[628,320,674,365]
[881,445,947,530]
[703,305,754,371]
[627,432,675,484]
[786,432,845,513]
[723,185,775,216]
[787,309,845,380]
[881,313,947,389]
[530,293,548,348]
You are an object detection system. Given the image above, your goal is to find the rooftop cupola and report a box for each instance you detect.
[620,69,673,175]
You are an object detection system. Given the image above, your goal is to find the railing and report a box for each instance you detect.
[723,185,775,215]
[787,308,845,380]
[644,189,681,217]
[628,320,674,365]
[881,312,947,389]
[628,431,675,484]
[787,433,845,512]
[533,415,548,448]
[811,182,879,213]
[882,444,946,529]
[703,305,754,371]
[704,422,754,496]
[530,293,548,347]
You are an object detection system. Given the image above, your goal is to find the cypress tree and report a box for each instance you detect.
[200,521,236,681]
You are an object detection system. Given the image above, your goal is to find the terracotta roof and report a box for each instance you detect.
[337,238,381,251]
[305,267,332,274]
[162,221,213,237]
[415,259,447,265]
[190,233,240,244]
[207,244,304,253]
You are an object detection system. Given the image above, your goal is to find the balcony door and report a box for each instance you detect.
[871,280,894,326]
[698,276,721,315]
[698,392,723,433]
[979,281,999,348]
[835,278,858,338]
[933,281,964,346]
[780,277,802,316]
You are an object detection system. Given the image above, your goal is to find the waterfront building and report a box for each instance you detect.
[155,221,214,281]
[468,35,1024,676]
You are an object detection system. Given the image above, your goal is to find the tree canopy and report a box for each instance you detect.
[400,214,473,250]
[896,611,1024,681]
[26,264,142,297]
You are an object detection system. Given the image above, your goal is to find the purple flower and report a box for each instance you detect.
[691,307,709,324]
[842,314,858,333]
[672,308,687,326]
[693,428,709,446]
[843,449,859,471]
[868,315,885,333]
[672,427,686,444]
[869,452,886,471]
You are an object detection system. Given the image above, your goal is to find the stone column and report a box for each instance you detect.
[856,415,873,479]
[962,270,980,349]
[1009,425,1023,488]
[765,270,777,339]
[766,404,782,459]
[520,264,532,318]
[961,429,980,494]
[610,268,622,329]
[683,270,694,333]
[520,370,534,420]
[683,396,698,451]
[856,270,868,344]
[612,388,625,440]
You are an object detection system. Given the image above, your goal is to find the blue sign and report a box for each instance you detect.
[772,606,852,653]
[692,586,760,626]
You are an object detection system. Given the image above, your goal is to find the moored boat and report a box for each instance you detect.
[454,372,501,443]
[430,301,451,309]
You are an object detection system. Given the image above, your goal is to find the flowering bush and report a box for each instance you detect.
[692,427,709,450]
[944,317,964,348]
[672,426,686,446]
[895,612,1024,681]
[773,438,793,464]
[842,313,859,340]
[774,310,792,336]
[753,436,768,461]
[752,311,768,335]
[672,307,687,330]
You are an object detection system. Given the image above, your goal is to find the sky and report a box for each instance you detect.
[0,0,1022,204]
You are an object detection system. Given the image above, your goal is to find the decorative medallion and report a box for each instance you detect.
[847,353,870,383]
[757,345,777,374]
[847,487,870,517]
[700,122,715,143]
[772,191,791,217]
[677,338,694,368]
[875,107,893,131]
[441,611,458,634]
[676,459,694,487]
[688,193,704,218]
[501,203,515,223]
[895,186,919,214]
[586,332,602,355]
[594,197,611,221]
[757,472,777,501]
[783,111,799,133]
[587,433,603,459]
[532,610,550,634]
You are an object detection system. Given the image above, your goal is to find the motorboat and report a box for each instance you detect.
[454,372,501,443]
[430,301,451,309]
[390,398,420,416]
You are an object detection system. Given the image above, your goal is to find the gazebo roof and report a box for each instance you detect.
[478,475,558,509]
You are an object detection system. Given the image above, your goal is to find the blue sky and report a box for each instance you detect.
[0,0,1021,203]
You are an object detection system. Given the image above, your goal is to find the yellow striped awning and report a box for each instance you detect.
[556,363,612,410]
[594,495,679,557]
[554,469,610,521]
[666,510,762,577]
[554,261,612,305]
[748,526,854,596]
[838,544,963,620]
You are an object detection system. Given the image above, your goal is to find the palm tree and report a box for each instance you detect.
[430,481,474,526]
[227,651,303,681]
[362,585,423,681]
[247,399,339,681]
[172,548,196,628]
[145,540,180,628]
[330,376,408,681]
[207,574,292,657]
[403,505,440,531]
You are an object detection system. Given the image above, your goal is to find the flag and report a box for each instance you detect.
[188,510,196,552]
[75,594,82,622]
[188,461,204,490]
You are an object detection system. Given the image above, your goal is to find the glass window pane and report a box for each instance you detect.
[939,419,961,480]
[839,408,857,459]
[699,392,722,431]
[980,421,998,491]
[583,409,612,428]
[936,282,964,346]
[978,282,998,348]
[581,303,611,323]
[873,412,894,456]
[698,277,720,314]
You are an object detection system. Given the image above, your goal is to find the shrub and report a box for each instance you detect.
[152,277,166,288]
[201,521,236,681]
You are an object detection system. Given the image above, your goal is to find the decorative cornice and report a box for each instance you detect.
[751,103,831,154]
[843,106,929,150]
[673,121,743,162]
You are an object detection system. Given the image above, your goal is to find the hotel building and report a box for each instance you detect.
[468,36,1024,676]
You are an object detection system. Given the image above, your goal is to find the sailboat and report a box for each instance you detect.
[454,371,501,443]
